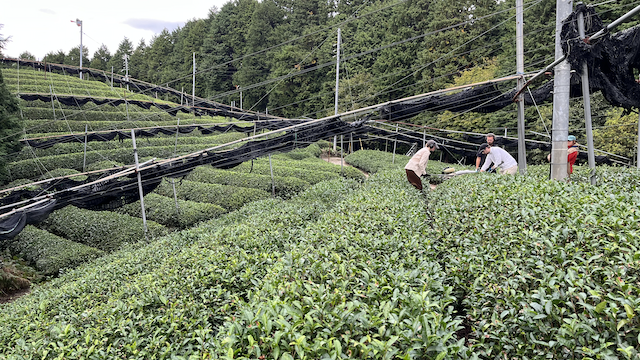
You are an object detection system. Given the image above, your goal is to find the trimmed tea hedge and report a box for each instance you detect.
[8,226,104,275]
[116,193,226,229]
[0,174,467,359]
[15,132,247,161]
[8,143,246,180]
[185,166,310,198]
[155,179,271,211]
[40,206,167,252]
[22,118,223,133]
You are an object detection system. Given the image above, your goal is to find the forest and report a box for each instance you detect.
[7,0,640,161]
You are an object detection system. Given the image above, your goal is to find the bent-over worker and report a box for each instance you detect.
[478,143,518,175]
[405,140,439,190]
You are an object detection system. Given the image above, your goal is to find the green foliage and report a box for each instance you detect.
[40,206,167,252]
[186,166,309,198]
[116,193,226,229]
[8,226,104,275]
[0,69,23,183]
[155,178,271,212]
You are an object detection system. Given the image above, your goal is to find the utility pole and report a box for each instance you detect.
[333,28,342,151]
[71,19,83,79]
[192,52,196,107]
[516,0,527,174]
[122,54,130,91]
[576,4,597,184]
[550,0,573,180]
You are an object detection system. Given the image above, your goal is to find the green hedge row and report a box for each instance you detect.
[22,118,223,134]
[18,98,178,113]
[40,206,167,252]
[344,149,409,174]
[6,84,159,102]
[116,193,226,229]
[185,166,310,198]
[8,142,245,180]
[425,167,640,358]
[20,107,179,122]
[155,179,270,212]
[0,173,464,359]
[232,156,366,183]
[16,132,247,160]
[7,226,104,276]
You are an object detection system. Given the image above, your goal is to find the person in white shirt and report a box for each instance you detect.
[405,140,439,190]
[478,143,518,175]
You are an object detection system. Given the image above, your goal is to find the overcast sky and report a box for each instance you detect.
[1,0,229,60]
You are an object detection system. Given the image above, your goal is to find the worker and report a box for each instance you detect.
[567,135,579,176]
[475,133,496,171]
[546,135,579,176]
[405,140,439,190]
[478,143,518,175]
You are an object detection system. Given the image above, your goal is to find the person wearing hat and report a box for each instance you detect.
[546,135,579,176]
[567,135,579,175]
[478,143,518,175]
[405,140,439,190]
[475,133,496,171]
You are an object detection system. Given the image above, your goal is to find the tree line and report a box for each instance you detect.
[7,0,640,161]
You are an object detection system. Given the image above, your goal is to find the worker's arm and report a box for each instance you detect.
[480,154,493,172]
[475,156,481,170]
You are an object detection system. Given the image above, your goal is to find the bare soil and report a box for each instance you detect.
[0,287,31,304]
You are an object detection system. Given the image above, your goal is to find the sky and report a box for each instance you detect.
[1,0,229,60]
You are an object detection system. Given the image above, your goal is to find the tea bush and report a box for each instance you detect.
[8,226,104,275]
[185,166,309,198]
[15,132,247,161]
[40,206,167,252]
[155,179,271,211]
[116,193,226,229]
[232,156,365,183]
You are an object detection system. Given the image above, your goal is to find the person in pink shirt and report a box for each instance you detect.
[405,140,439,190]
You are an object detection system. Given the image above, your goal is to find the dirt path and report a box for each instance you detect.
[0,287,30,304]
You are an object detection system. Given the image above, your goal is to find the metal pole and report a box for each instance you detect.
[350,132,353,154]
[423,129,426,147]
[49,85,56,120]
[589,4,640,41]
[577,6,597,184]
[340,135,344,176]
[550,0,572,180]
[269,154,275,197]
[111,66,114,89]
[172,119,180,213]
[181,87,184,106]
[192,52,196,107]
[240,90,243,110]
[333,28,342,151]
[392,124,398,164]
[131,129,148,235]
[78,19,83,80]
[83,124,88,172]
[516,0,527,174]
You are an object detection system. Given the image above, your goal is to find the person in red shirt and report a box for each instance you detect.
[567,135,578,175]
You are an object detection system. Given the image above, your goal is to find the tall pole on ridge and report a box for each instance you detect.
[550,0,573,180]
[333,28,341,151]
[192,52,196,107]
[71,19,83,79]
[516,0,527,174]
